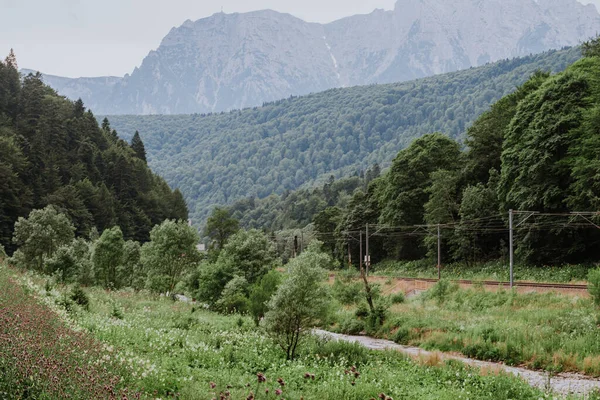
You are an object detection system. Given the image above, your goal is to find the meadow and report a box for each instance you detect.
[332,276,600,377]
[0,263,557,400]
[372,260,591,283]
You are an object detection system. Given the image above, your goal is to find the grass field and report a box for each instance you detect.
[332,277,600,377]
[0,263,557,400]
[372,260,592,283]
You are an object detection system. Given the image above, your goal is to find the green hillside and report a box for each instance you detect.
[105,47,581,225]
[230,43,600,266]
[0,55,187,253]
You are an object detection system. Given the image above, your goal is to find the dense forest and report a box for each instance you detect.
[228,41,600,266]
[0,51,187,254]
[104,47,581,226]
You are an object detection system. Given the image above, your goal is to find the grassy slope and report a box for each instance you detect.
[332,279,600,377]
[4,264,548,400]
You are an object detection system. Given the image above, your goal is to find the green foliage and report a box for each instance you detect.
[588,269,600,306]
[248,270,282,326]
[105,47,581,228]
[582,35,600,58]
[426,279,458,305]
[44,238,90,283]
[0,53,187,253]
[12,206,75,271]
[215,275,250,314]
[141,219,201,293]
[70,285,90,311]
[203,206,239,254]
[92,226,125,289]
[195,229,279,309]
[121,240,143,289]
[389,292,405,304]
[264,244,331,360]
[332,276,363,305]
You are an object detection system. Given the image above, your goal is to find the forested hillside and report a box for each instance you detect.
[229,41,600,266]
[0,52,187,254]
[105,47,581,225]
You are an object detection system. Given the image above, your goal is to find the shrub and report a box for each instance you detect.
[111,302,124,319]
[588,268,600,306]
[70,285,90,311]
[215,275,250,314]
[332,277,363,305]
[390,292,405,304]
[393,327,411,344]
[426,279,457,305]
[355,303,369,318]
[339,318,365,335]
[249,270,282,325]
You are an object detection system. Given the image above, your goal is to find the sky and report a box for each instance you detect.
[1,0,598,78]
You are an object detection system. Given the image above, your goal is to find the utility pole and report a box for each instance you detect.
[509,209,514,288]
[347,242,352,269]
[365,223,370,276]
[359,230,363,273]
[437,224,441,280]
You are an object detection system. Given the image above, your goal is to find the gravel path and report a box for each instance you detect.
[314,330,600,397]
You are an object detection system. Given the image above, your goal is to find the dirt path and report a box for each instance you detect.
[314,330,600,397]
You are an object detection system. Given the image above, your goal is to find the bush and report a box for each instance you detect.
[111,303,124,319]
[588,268,600,306]
[332,277,363,305]
[389,292,405,304]
[249,270,281,325]
[393,327,411,344]
[70,285,90,311]
[339,318,365,335]
[355,303,369,318]
[215,275,250,314]
[426,279,458,305]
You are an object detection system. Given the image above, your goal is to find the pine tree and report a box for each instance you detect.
[130,131,147,163]
[4,49,17,70]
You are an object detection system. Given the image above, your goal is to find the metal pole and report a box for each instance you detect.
[365,223,369,276]
[359,231,363,272]
[509,209,514,288]
[437,224,441,280]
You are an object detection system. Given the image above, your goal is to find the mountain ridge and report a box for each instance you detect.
[24,0,600,115]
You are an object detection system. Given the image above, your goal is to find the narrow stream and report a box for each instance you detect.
[314,330,600,397]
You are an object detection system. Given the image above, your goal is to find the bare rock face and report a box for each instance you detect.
[29,0,600,115]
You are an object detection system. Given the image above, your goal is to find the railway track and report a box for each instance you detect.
[386,276,588,290]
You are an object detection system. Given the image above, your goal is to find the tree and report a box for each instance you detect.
[264,243,330,360]
[44,238,91,283]
[378,133,461,259]
[130,131,147,163]
[203,207,239,252]
[12,206,75,271]
[4,49,17,70]
[92,226,124,288]
[121,240,143,289]
[141,219,201,293]
[248,270,282,326]
[582,35,600,58]
[195,229,278,306]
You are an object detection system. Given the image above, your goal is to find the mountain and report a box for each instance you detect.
[103,46,581,226]
[27,0,600,115]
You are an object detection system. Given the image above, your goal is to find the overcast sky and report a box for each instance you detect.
[1,0,598,78]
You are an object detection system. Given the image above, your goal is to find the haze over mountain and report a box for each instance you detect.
[26,0,600,115]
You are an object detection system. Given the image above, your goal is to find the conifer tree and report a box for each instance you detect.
[130,131,147,163]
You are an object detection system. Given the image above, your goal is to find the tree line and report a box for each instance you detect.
[225,42,600,267]
[104,47,581,227]
[0,51,187,255]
